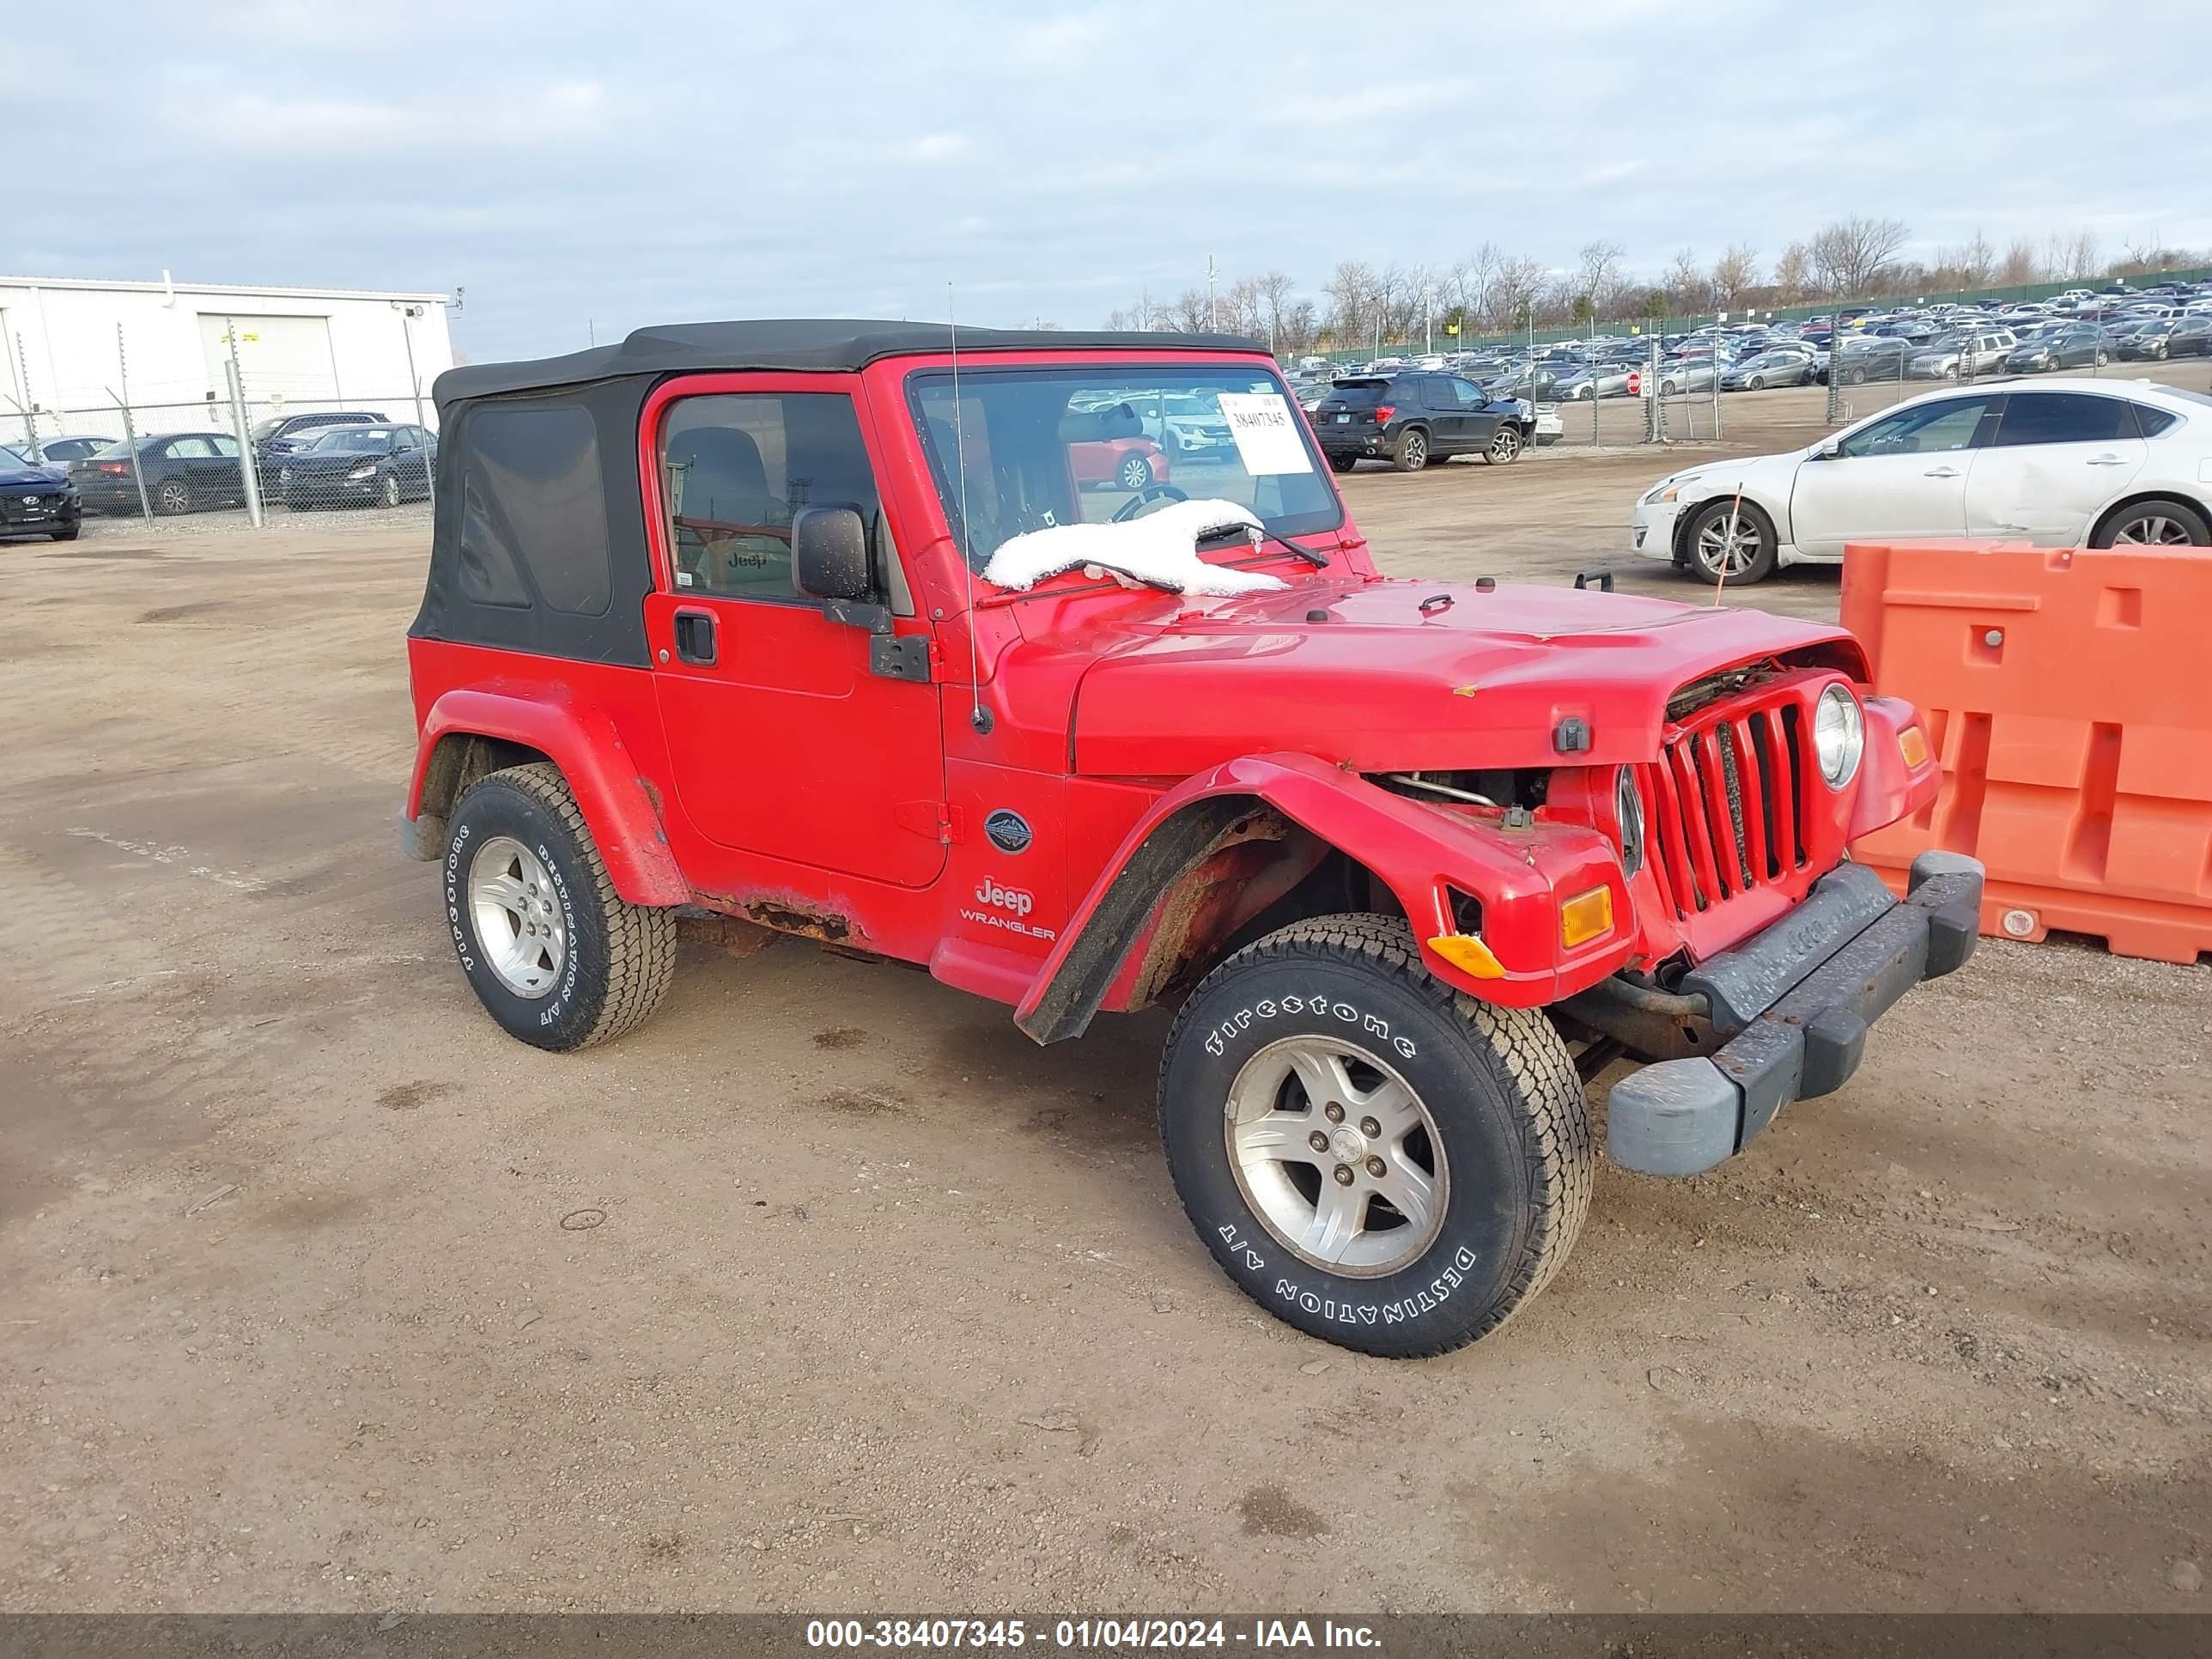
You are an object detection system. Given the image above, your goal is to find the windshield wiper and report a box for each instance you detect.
[1194,522,1331,568]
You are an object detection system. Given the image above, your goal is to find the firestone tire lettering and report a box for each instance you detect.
[1158,913,1594,1359]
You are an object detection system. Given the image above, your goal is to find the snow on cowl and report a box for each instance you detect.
[981,499,1289,598]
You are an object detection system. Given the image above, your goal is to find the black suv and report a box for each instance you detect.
[1311,373,1533,472]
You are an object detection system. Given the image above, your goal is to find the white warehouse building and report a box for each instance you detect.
[0,273,457,448]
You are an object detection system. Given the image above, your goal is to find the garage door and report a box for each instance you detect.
[198,313,338,404]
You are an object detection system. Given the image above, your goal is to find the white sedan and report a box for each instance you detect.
[1631,377,2212,583]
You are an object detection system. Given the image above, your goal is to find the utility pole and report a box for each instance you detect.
[114,324,152,523]
[222,320,264,528]
[1206,255,1218,331]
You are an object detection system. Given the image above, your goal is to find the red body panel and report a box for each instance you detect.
[404,343,1933,1031]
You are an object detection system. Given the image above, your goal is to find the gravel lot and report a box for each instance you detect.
[3,385,2205,1615]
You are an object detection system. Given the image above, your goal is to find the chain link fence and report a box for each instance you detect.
[3,316,436,532]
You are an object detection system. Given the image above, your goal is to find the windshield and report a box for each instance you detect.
[250,417,289,441]
[907,364,1342,575]
[0,443,27,465]
[312,429,395,453]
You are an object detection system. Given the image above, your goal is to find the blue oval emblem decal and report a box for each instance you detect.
[984,810,1033,854]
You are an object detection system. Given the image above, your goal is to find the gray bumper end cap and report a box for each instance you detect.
[1606,1057,1741,1177]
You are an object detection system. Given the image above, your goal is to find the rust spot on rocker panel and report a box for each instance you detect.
[690,888,863,947]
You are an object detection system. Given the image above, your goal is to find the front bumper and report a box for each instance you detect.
[1630,499,1681,560]
[1,492,80,530]
[1604,851,1984,1176]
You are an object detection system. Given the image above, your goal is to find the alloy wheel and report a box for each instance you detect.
[1223,1036,1448,1277]
[1490,427,1519,463]
[2112,514,2194,546]
[469,835,568,998]
[1695,513,1762,576]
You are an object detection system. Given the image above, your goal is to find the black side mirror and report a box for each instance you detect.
[793,504,870,601]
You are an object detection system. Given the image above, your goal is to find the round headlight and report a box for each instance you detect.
[1615,766,1646,878]
[1814,684,1865,787]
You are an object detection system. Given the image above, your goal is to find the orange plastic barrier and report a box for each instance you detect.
[1844,539,2212,966]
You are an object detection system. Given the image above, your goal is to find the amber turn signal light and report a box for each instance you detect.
[1426,933,1505,978]
[1898,725,1930,769]
[1559,886,1615,949]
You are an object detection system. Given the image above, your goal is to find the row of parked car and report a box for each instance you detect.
[0,410,439,537]
[1290,276,2212,405]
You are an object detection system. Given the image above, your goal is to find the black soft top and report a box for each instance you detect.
[435,319,1264,407]
[415,319,1267,669]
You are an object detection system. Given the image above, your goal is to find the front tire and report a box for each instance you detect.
[1683,498,1778,585]
[1158,915,1593,1358]
[1391,429,1429,473]
[1484,425,1522,465]
[442,763,676,1051]
[378,471,404,509]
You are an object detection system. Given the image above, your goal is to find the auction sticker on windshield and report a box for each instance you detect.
[1216,392,1313,475]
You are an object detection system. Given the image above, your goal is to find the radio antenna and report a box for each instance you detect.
[949,283,987,733]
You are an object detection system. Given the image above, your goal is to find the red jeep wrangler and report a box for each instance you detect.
[403,321,1982,1358]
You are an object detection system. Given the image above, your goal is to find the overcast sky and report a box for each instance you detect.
[16,0,2210,363]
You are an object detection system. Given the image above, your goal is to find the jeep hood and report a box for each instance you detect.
[1061,576,1862,776]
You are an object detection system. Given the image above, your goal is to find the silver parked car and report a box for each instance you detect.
[1909,328,2017,380]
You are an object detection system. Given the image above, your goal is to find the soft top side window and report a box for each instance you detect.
[659,392,885,606]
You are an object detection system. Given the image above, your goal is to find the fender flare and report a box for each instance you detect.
[405,688,690,907]
[1014,752,1632,1044]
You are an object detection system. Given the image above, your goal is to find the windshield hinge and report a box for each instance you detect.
[871,634,932,683]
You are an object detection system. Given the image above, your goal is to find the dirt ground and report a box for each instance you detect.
[2,383,2206,1617]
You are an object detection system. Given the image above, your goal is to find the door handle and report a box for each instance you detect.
[673,608,717,665]
[1923,465,1961,478]
[2085,454,2129,465]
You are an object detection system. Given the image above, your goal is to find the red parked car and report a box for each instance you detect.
[1069,428,1170,492]
[402,320,1982,1358]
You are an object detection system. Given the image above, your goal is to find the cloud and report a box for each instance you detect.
[15,0,2212,364]
[902,133,970,162]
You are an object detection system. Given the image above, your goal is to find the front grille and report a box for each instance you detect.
[1637,697,1808,917]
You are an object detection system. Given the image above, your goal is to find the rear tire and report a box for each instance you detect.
[2090,497,2211,548]
[154,478,191,516]
[442,763,676,1051]
[1116,453,1152,491]
[1328,453,1357,473]
[1391,429,1429,472]
[1158,915,1592,1358]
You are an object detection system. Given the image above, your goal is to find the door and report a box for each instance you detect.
[1448,377,1499,451]
[1789,392,2000,558]
[1964,391,2148,543]
[161,436,222,505]
[644,379,946,889]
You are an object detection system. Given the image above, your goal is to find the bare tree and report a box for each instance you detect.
[1771,242,1814,302]
[1997,238,2039,286]
[1323,260,1376,346]
[1934,230,1994,290]
[1489,256,1546,333]
[1255,270,1297,349]
[1169,289,1212,332]
[1711,243,1759,310]
[1665,247,1712,311]
[1808,215,1911,298]
[2041,230,2099,282]
[1577,240,1626,319]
